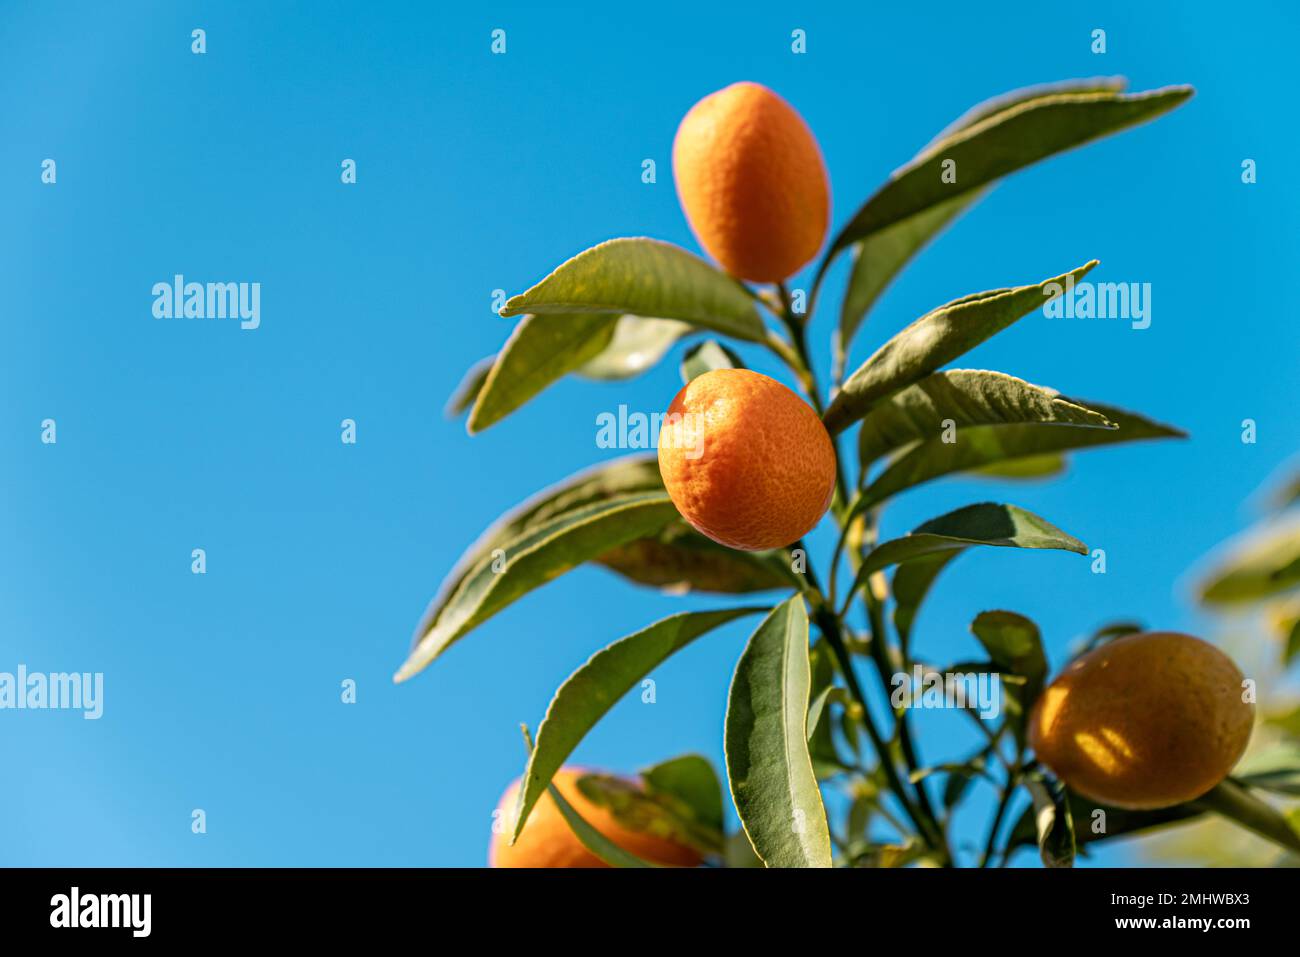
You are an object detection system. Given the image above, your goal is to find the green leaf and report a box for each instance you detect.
[970,453,1067,480]
[575,771,723,856]
[468,313,620,433]
[517,726,660,868]
[446,355,494,417]
[1234,744,1300,797]
[511,608,764,841]
[725,596,833,867]
[395,492,679,681]
[837,193,979,362]
[843,502,1087,602]
[857,399,1185,510]
[501,237,767,342]
[970,610,1047,683]
[892,551,962,653]
[680,339,745,384]
[577,315,690,380]
[596,520,799,594]
[1075,620,1144,657]
[826,85,1193,261]
[857,369,1114,470]
[639,755,726,838]
[971,610,1047,745]
[824,262,1098,434]
[1025,773,1076,868]
[1193,778,1300,853]
[835,77,1133,360]
[1198,518,1300,605]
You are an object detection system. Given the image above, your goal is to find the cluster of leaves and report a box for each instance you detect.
[400,77,1295,867]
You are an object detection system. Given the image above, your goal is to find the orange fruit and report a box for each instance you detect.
[489,767,704,868]
[658,369,836,551]
[673,81,830,283]
[1028,632,1254,810]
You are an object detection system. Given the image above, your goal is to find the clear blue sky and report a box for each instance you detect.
[2,1,1295,867]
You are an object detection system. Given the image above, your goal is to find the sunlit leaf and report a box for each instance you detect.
[725,596,833,867]
[681,338,745,383]
[501,237,767,342]
[824,262,1097,434]
[1198,517,1300,606]
[512,608,764,840]
[577,315,690,380]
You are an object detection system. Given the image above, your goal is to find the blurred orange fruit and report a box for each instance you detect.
[1028,631,1254,810]
[657,368,836,551]
[673,81,830,283]
[489,767,704,868]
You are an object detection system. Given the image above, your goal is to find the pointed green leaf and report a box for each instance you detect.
[577,315,690,380]
[512,608,764,840]
[858,400,1185,510]
[843,502,1087,602]
[501,237,767,342]
[639,755,726,838]
[858,369,1114,470]
[826,85,1192,260]
[681,339,745,384]
[970,610,1047,683]
[410,457,665,649]
[1193,778,1300,853]
[468,313,620,432]
[836,77,1133,359]
[725,596,832,867]
[395,493,679,681]
[970,452,1067,479]
[518,726,660,868]
[824,262,1098,434]
[1198,518,1300,606]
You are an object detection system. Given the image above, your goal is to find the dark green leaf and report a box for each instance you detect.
[725,596,833,867]
[511,607,763,840]
[843,502,1087,602]
[858,400,1185,510]
[824,262,1097,434]
[501,237,767,342]
[1193,778,1300,853]
[576,771,723,856]
[857,369,1114,470]
[970,453,1067,480]
[1234,744,1300,797]
[826,85,1192,260]
[639,755,726,837]
[395,492,679,681]
[971,610,1047,745]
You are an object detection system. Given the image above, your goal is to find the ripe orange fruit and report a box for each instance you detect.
[489,767,704,868]
[1028,632,1254,810]
[658,369,836,551]
[673,81,830,283]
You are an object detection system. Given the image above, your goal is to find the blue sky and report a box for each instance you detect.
[2,1,1295,867]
